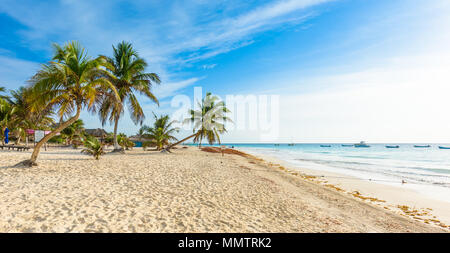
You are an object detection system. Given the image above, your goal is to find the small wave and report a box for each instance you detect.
[343,155,386,160]
[242,145,450,189]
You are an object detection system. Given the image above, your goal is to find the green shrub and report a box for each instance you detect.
[81,136,105,160]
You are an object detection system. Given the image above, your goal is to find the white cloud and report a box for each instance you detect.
[228,0,329,28]
[0,56,39,89]
[201,64,217,70]
[0,0,332,99]
[152,77,200,100]
[1,0,331,61]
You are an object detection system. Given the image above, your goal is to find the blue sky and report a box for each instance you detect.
[1,0,450,142]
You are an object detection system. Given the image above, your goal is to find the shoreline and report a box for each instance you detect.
[238,148,450,227]
[0,146,447,232]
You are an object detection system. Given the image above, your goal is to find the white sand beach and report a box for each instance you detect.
[0,146,447,232]
[249,152,450,227]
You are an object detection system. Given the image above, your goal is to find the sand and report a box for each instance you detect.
[0,146,447,232]
[246,151,450,227]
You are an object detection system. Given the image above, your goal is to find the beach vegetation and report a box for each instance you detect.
[48,135,65,144]
[0,86,55,146]
[0,90,14,145]
[141,113,178,151]
[163,92,231,152]
[18,41,119,166]
[81,135,105,160]
[61,119,85,147]
[98,41,160,152]
[117,133,135,150]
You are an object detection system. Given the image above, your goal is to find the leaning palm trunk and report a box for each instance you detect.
[20,105,81,166]
[162,133,197,152]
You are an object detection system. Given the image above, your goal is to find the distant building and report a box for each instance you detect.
[129,135,151,148]
[84,128,108,141]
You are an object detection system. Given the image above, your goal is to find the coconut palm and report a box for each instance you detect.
[61,119,85,146]
[163,92,231,152]
[0,86,9,101]
[143,113,178,150]
[8,87,32,144]
[0,91,14,145]
[19,41,118,166]
[0,86,11,113]
[98,41,160,152]
[8,87,55,145]
[117,133,135,150]
[137,125,148,142]
[81,135,105,160]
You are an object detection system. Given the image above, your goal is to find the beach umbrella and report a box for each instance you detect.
[4,127,9,144]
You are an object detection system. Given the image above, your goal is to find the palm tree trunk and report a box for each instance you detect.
[112,117,121,151]
[19,105,82,167]
[162,133,197,152]
[1,126,5,145]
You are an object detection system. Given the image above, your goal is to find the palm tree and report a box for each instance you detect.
[19,41,118,166]
[81,135,105,160]
[143,113,178,150]
[0,88,13,145]
[61,119,85,146]
[0,86,10,114]
[8,87,55,145]
[163,92,231,152]
[117,133,135,150]
[98,41,160,152]
[8,87,31,144]
[137,125,148,142]
[0,86,9,101]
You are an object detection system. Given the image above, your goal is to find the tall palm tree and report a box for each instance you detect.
[19,41,118,166]
[163,92,231,152]
[98,41,160,152]
[143,113,179,150]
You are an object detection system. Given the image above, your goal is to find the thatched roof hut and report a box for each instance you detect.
[84,128,108,138]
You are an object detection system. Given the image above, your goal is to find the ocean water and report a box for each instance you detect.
[191,143,450,203]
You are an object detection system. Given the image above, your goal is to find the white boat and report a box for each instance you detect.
[354,141,370,148]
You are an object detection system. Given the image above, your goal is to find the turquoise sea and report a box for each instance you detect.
[189,143,450,203]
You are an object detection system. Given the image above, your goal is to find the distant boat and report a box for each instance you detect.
[341,144,353,147]
[320,145,331,147]
[354,141,370,148]
[386,145,399,148]
[288,137,295,146]
[414,145,430,148]
[438,146,450,149]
